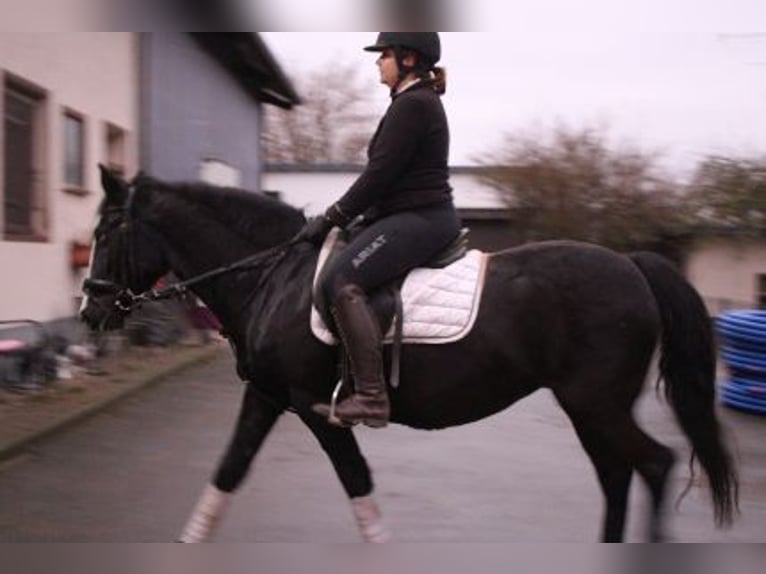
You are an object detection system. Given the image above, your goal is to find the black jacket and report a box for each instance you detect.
[336,81,454,221]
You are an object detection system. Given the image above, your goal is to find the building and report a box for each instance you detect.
[264,163,766,315]
[1,33,139,328]
[1,32,297,343]
[685,235,766,315]
[263,164,512,252]
[141,33,298,189]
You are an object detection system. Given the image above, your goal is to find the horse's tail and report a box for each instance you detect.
[629,251,739,526]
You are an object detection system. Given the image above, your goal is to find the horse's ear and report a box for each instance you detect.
[99,163,128,204]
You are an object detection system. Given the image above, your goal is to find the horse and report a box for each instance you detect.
[80,165,738,542]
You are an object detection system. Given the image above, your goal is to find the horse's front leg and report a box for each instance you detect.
[300,414,391,542]
[179,384,283,542]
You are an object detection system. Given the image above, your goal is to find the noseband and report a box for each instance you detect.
[82,278,139,313]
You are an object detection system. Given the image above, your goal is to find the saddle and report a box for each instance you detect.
[312,227,471,340]
[312,227,478,389]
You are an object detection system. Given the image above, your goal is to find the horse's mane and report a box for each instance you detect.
[134,175,305,245]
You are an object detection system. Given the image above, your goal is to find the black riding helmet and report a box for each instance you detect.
[365,33,441,93]
[364,32,441,66]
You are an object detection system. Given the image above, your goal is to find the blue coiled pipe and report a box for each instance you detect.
[716,310,766,415]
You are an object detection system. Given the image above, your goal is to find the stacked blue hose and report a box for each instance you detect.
[716,310,766,415]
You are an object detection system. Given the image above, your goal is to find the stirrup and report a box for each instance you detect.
[328,378,356,427]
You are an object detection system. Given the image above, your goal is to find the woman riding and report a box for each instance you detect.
[297,32,461,428]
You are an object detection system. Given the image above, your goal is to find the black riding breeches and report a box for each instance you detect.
[319,204,461,303]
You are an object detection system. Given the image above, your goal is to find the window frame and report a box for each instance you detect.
[62,107,88,195]
[3,72,49,242]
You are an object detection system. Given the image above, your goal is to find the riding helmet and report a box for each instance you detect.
[364,32,441,66]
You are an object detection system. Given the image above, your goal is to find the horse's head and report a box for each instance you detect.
[80,165,169,331]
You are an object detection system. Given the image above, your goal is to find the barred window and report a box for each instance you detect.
[63,110,85,189]
[3,77,47,240]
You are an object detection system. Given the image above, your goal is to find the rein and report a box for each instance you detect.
[84,238,302,314]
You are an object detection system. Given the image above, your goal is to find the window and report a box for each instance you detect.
[199,158,242,188]
[758,274,766,309]
[3,76,47,240]
[63,110,85,190]
[105,122,127,177]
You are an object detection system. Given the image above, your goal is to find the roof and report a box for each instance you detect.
[190,33,300,110]
[265,163,365,174]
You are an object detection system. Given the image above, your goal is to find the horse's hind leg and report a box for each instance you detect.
[608,416,675,542]
[300,414,391,542]
[179,385,283,542]
[568,415,633,542]
[557,388,675,542]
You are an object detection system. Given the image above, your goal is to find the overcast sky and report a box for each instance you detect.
[260,2,765,177]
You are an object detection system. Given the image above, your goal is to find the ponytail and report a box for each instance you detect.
[431,66,447,95]
[400,49,447,96]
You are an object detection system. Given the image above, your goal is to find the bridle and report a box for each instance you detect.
[82,183,142,319]
[84,241,300,314]
[83,183,303,317]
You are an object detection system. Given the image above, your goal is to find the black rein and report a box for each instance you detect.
[84,238,302,314]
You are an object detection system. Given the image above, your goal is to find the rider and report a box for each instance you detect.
[297,32,461,428]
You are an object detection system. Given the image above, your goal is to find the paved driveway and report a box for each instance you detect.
[0,354,763,542]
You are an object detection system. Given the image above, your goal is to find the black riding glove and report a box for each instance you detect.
[295,203,352,246]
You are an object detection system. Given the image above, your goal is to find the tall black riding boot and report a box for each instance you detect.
[313,284,390,428]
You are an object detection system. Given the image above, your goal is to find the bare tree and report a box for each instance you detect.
[477,126,687,252]
[687,156,766,237]
[262,62,379,165]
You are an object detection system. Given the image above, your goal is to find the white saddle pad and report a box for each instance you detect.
[310,230,489,346]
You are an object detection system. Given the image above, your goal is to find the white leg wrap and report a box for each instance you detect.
[351,495,391,543]
[178,484,230,543]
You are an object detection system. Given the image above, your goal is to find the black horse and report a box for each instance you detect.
[80,166,738,542]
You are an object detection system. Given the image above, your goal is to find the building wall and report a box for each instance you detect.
[141,33,262,190]
[460,217,515,252]
[685,237,766,315]
[0,33,138,323]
